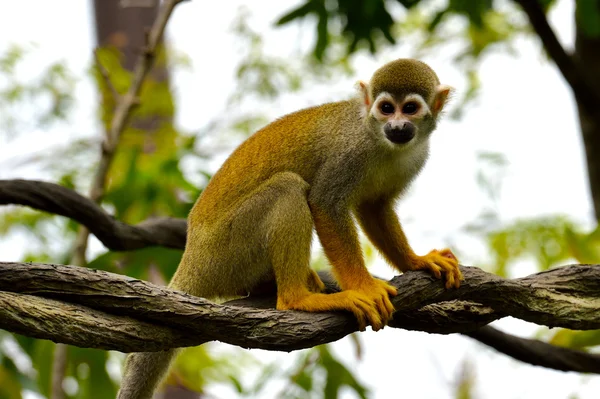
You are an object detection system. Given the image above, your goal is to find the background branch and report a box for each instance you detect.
[514,0,600,115]
[465,326,600,373]
[0,179,186,250]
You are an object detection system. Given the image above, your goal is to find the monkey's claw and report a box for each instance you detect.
[413,249,463,288]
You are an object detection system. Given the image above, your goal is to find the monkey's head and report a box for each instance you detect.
[358,59,452,147]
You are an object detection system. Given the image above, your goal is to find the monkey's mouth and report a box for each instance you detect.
[384,123,416,144]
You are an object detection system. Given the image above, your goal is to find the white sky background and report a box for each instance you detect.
[0,0,599,398]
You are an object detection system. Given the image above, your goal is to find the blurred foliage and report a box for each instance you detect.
[454,359,475,399]
[576,0,600,37]
[549,329,600,349]
[232,344,368,399]
[231,7,355,105]
[276,0,535,111]
[0,44,76,139]
[465,150,600,353]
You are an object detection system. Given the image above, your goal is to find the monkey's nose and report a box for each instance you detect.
[384,122,415,144]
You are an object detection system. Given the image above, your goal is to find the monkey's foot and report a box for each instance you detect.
[411,249,463,288]
[277,280,396,331]
[347,278,397,329]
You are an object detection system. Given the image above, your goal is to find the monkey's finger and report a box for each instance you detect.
[351,297,384,331]
[384,284,398,297]
[376,282,397,319]
[435,258,458,273]
[381,295,396,320]
[348,302,370,331]
[354,313,367,332]
[373,296,393,323]
[353,306,383,331]
[451,268,463,288]
[444,273,457,289]
[425,262,443,279]
[364,303,385,331]
[367,311,385,331]
[435,260,462,289]
[346,293,380,331]
[374,280,397,304]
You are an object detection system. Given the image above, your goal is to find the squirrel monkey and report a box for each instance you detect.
[118,58,462,399]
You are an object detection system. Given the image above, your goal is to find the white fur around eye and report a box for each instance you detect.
[371,92,394,118]
[402,94,430,115]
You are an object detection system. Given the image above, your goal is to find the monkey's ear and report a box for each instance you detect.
[357,81,371,108]
[432,84,454,116]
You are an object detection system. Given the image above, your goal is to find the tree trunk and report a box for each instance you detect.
[575,15,600,220]
[93,0,172,133]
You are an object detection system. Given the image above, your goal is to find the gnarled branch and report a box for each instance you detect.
[2,179,600,373]
[0,262,598,352]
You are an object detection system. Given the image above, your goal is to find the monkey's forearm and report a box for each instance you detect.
[356,200,417,272]
[357,200,462,287]
[312,206,374,288]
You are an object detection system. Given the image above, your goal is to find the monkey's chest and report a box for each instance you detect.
[359,149,429,200]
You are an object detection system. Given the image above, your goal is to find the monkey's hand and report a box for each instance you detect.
[410,249,462,288]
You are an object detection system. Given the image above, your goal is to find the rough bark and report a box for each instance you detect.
[0,262,598,352]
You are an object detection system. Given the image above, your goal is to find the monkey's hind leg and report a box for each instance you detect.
[262,173,387,331]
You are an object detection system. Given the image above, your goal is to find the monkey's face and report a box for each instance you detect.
[370,91,433,146]
[357,73,452,149]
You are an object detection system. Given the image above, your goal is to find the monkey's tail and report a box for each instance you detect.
[117,349,179,399]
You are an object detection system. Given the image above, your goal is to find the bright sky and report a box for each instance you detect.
[1,1,599,398]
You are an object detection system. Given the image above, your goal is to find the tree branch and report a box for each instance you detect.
[0,179,186,250]
[0,262,598,349]
[465,326,600,373]
[513,0,600,115]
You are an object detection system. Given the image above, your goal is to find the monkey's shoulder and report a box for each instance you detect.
[259,99,362,137]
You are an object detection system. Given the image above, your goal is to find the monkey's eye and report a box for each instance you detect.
[379,102,395,115]
[402,102,419,115]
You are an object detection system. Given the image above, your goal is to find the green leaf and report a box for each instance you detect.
[576,0,600,37]
[31,340,54,397]
[171,346,251,394]
[318,346,369,399]
[276,0,319,25]
[293,369,313,392]
[428,10,448,31]
[0,365,23,399]
[68,347,117,399]
[487,216,576,275]
[549,329,600,349]
[448,0,493,27]
[315,6,330,61]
